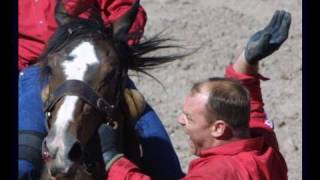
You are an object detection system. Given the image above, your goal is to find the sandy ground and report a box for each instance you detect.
[130,0,302,179]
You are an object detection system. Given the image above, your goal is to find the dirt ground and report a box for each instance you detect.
[131,0,302,179]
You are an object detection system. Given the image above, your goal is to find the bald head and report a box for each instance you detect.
[191,77,250,130]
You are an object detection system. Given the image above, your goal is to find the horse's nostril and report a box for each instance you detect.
[68,141,82,161]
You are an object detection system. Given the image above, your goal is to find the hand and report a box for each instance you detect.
[98,123,123,171]
[245,10,291,65]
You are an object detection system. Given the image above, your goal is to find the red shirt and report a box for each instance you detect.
[19,0,147,71]
[106,65,288,180]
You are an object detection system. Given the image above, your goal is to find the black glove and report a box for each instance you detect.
[245,10,291,65]
[98,123,124,171]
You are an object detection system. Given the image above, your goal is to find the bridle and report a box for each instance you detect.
[43,79,118,130]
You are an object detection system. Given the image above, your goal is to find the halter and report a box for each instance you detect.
[43,79,118,130]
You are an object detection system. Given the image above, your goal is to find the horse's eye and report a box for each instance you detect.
[66,55,75,61]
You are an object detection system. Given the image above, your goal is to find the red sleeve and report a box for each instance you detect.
[97,0,147,45]
[63,0,147,45]
[107,157,152,180]
[224,64,279,150]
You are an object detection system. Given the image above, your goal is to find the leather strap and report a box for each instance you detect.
[44,80,114,118]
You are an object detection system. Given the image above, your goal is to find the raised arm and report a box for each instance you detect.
[226,10,291,149]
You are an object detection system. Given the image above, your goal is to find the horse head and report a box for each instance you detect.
[39,0,187,179]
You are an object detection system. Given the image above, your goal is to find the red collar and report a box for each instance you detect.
[198,136,264,157]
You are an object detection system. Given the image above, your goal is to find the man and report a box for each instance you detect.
[97,10,291,179]
[18,0,183,179]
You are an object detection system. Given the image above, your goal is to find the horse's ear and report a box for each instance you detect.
[112,0,140,40]
[55,0,73,26]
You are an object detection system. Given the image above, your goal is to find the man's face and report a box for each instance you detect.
[177,92,214,155]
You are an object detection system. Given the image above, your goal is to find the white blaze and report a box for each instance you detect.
[62,42,99,80]
[55,42,99,131]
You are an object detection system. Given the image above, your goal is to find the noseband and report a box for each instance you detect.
[43,79,118,130]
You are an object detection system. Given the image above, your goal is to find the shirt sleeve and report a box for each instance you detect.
[107,157,152,180]
[63,0,147,45]
[97,0,147,45]
[224,64,279,150]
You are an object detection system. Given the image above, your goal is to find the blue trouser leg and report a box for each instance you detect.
[19,66,47,180]
[135,105,185,179]
[127,79,185,180]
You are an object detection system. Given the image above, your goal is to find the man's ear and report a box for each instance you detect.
[210,120,230,139]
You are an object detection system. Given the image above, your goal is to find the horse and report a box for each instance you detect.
[37,0,186,179]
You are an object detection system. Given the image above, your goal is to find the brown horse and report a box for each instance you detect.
[38,0,186,179]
